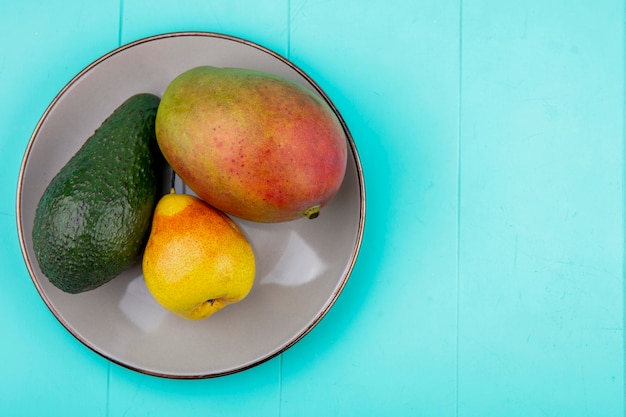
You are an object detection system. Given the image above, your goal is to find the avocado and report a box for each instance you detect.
[32,93,163,294]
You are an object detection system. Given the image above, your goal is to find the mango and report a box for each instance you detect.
[155,66,348,223]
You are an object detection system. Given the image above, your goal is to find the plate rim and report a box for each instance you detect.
[16,30,366,379]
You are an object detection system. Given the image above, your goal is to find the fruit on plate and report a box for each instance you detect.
[142,190,256,320]
[155,66,348,223]
[32,93,162,294]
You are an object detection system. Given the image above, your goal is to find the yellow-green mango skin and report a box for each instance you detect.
[155,66,348,223]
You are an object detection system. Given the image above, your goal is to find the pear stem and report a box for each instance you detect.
[169,167,176,194]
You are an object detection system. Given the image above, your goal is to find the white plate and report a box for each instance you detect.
[16,32,365,378]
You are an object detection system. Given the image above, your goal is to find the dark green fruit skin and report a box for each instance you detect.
[32,93,163,294]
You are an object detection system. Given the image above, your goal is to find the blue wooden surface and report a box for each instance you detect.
[1,0,624,415]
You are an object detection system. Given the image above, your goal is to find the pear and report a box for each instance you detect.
[142,190,255,320]
[155,66,348,223]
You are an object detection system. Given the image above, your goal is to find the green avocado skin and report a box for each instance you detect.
[32,93,162,294]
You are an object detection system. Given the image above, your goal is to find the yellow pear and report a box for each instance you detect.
[142,191,255,320]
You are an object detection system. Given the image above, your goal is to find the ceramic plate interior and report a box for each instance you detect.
[16,32,365,378]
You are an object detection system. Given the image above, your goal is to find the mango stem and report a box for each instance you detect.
[303,205,321,219]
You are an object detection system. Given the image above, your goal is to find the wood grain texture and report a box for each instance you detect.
[1,0,623,416]
[458,1,623,415]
